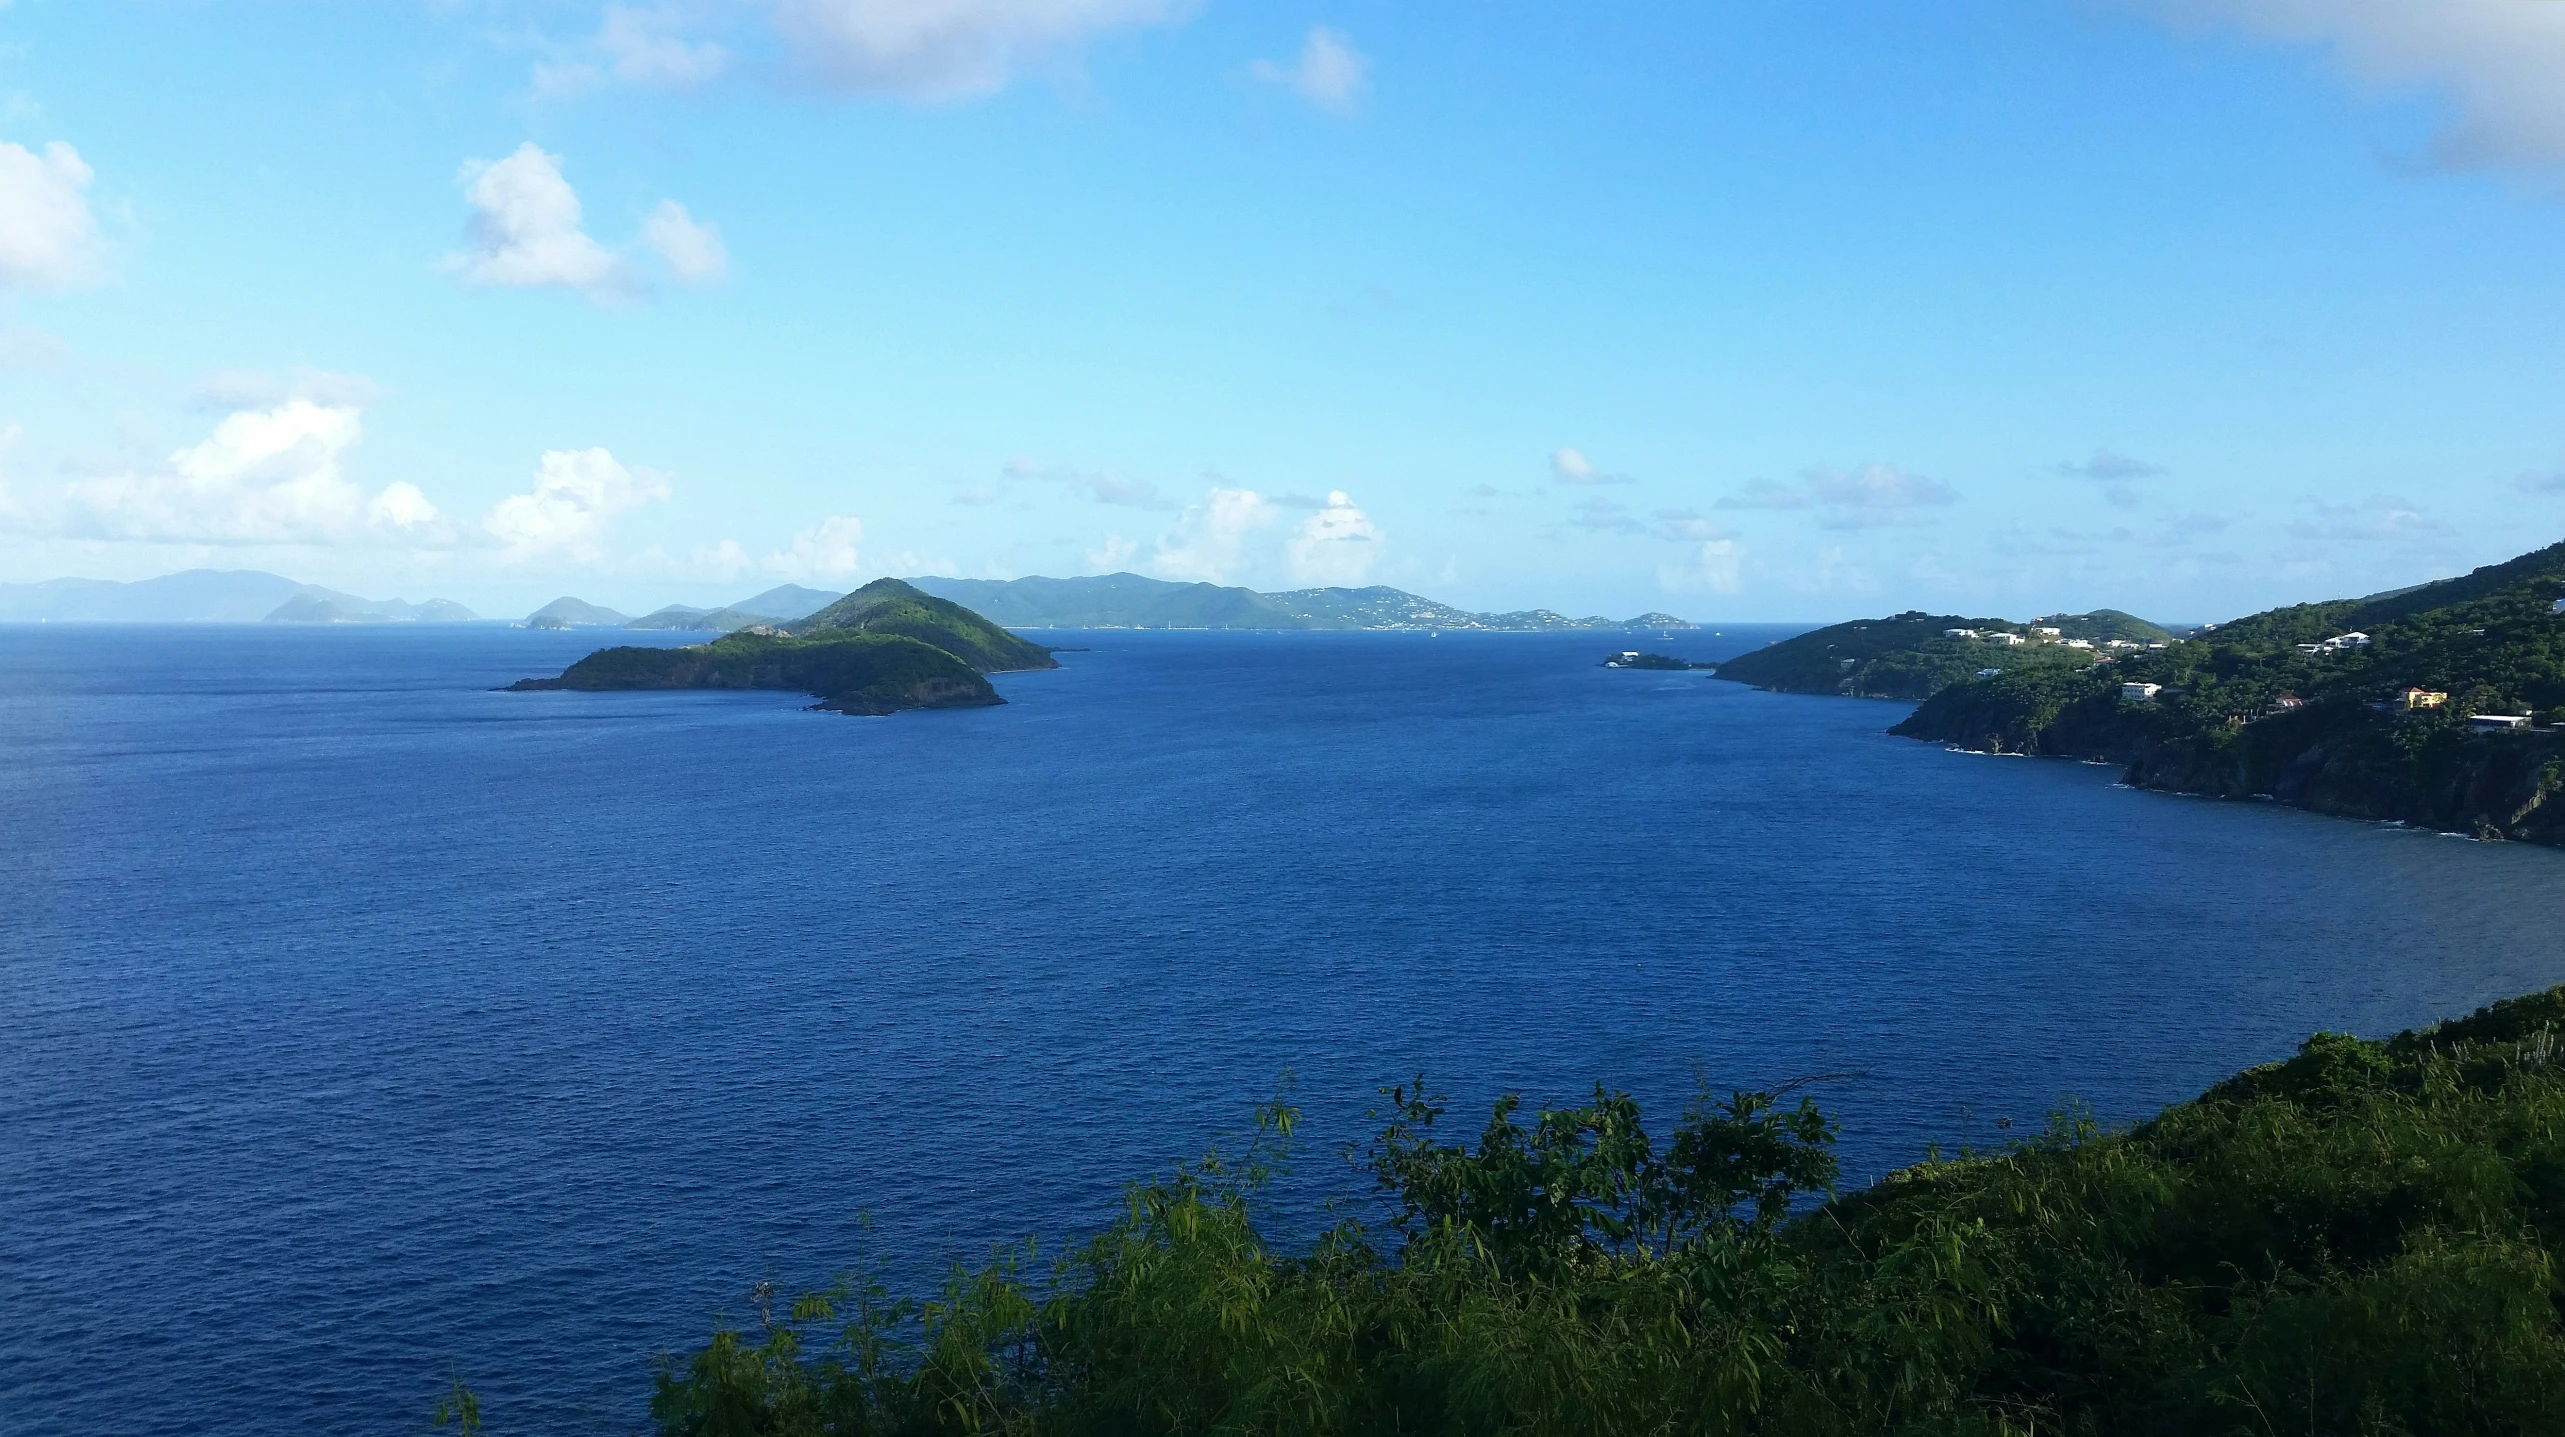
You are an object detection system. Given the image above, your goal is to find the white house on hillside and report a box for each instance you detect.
[2123,682,2162,702]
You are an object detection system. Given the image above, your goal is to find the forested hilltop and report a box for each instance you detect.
[1892,539,2565,842]
[565,983,2565,1436]
[1713,609,2173,701]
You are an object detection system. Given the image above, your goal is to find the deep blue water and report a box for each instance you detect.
[7,623,2565,1434]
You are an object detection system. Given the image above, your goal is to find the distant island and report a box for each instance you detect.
[1717,542,2565,844]
[506,579,1056,716]
[0,566,1699,635]
[0,569,481,624]
[898,574,1695,633]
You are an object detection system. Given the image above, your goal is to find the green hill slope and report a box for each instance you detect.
[1893,538,2565,840]
[1713,610,2132,701]
[787,578,1058,672]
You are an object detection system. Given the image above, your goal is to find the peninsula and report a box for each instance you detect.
[506,578,1055,716]
[1717,539,2565,843]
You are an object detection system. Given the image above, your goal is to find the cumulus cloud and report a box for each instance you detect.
[483,447,671,561]
[1153,485,1277,582]
[1086,532,1138,571]
[2153,0,2565,174]
[2056,448,2162,508]
[0,140,102,290]
[1660,538,1743,595]
[1715,464,1956,527]
[47,399,444,546]
[1286,489,1380,585]
[449,143,721,298]
[449,144,626,295]
[1251,26,1368,114]
[766,514,864,580]
[2286,492,2452,543]
[599,4,734,89]
[1549,446,1632,487]
[642,200,729,283]
[771,0,1193,101]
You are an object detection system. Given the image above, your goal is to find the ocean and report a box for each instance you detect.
[6,623,2563,1434]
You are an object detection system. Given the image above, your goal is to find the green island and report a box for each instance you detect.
[1712,609,2172,701]
[506,579,1057,716]
[430,983,2565,1435]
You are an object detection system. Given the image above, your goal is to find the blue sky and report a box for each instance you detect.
[5,0,2565,621]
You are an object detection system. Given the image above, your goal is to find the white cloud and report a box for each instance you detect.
[1153,485,1277,582]
[1549,446,1632,486]
[1659,538,1743,595]
[49,399,445,546]
[1251,25,1368,114]
[599,4,733,89]
[771,0,1193,101]
[2056,448,2162,509]
[766,514,865,580]
[1085,533,1138,570]
[2154,0,2565,173]
[1286,488,1380,585]
[482,447,670,561]
[643,200,729,283]
[448,143,727,299]
[693,537,755,579]
[449,144,626,295]
[1713,464,1955,526]
[0,140,102,290]
[2285,492,2452,543]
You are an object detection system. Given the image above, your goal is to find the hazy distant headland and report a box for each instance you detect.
[0,568,1704,633]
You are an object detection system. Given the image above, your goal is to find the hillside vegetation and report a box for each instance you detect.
[788,579,1059,673]
[1893,540,2565,841]
[1713,611,2158,702]
[628,985,2565,1436]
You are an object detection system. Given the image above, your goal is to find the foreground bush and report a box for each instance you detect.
[644,988,2565,1435]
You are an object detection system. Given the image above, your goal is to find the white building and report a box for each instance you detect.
[2123,682,2162,702]
[1986,632,2025,646]
[1943,628,1979,639]
[2064,638,2094,650]
[2032,626,2062,639]
[2322,632,2372,651]
[2470,714,2532,732]
[1976,667,2004,679]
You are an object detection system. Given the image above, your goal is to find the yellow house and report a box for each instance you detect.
[2400,688,2448,711]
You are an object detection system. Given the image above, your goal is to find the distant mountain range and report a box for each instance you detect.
[0,570,479,624]
[0,568,1698,633]
[902,574,1697,632]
